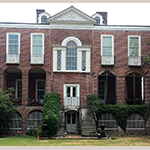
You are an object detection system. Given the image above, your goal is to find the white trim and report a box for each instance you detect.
[30,33,44,64]
[53,37,91,73]
[6,32,20,55]
[15,79,22,99]
[101,34,114,56]
[36,79,46,99]
[63,84,80,99]
[128,35,141,57]
[92,13,103,25]
[61,36,82,46]
[38,12,50,23]
[1,23,150,31]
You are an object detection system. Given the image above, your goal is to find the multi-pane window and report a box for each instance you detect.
[129,36,140,57]
[16,79,22,99]
[36,80,45,99]
[82,51,86,71]
[102,35,113,56]
[57,51,61,70]
[66,86,77,97]
[32,35,43,55]
[7,33,20,54]
[10,112,22,130]
[66,41,77,70]
[27,111,42,128]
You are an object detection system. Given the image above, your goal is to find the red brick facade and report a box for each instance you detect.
[1,6,150,135]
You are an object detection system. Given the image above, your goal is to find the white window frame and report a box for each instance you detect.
[53,36,91,73]
[101,34,114,56]
[92,13,103,25]
[15,79,22,99]
[6,32,20,55]
[63,84,80,99]
[128,35,141,57]
[31,33,44,56]
[36,79,46,99]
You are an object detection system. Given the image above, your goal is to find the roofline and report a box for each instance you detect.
[0,22,150,31]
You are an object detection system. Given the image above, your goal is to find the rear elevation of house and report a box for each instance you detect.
[1,6,150,136]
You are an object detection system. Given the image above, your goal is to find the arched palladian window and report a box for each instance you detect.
[98,113,117,130]
[10,112,22,131]
[53,36,91,72]
[66,41,77,70]
[126,113,145,131]
[27,110,42,129]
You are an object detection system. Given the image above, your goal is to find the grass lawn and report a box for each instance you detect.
[1,135,150,146]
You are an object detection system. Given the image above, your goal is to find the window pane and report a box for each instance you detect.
[102,36,112,56]
[129,37,139,57]
[82,51,86,71]
[73,87,77,97]
[41,15,47,23]
[8,34,19,54]
[72,113,76,124]
[37,81,45,89]
[67,113,71,124]
[66,87,70,97]
[32,35,42,55]
[99,81,105,99]
[66,41,77,70]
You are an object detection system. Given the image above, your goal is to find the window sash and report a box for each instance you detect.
[102,36,113,56]
[8,34,19,54]
[32,35,43,55]
[66,43,77,70]
[129,37,139,57]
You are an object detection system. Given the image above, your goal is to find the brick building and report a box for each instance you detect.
[1,6,150,136]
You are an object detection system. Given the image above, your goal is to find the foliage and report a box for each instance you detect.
[36,125,42,137]
[42,92,60,136]
[96,104,147,131]
[0,88,15,135]
[142,53,150,67]
[87,94,148,131]
[25,128,37,137]
[76,120,82,134]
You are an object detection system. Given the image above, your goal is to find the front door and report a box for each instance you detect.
[66,111,77,133]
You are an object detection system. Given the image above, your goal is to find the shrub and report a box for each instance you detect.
[0,88,15,135]
[42,92,60,136]
[25,128,37,137]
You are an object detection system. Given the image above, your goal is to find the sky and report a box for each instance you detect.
[0,3,150,26]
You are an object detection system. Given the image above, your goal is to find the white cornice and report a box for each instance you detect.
[1,23,150,31]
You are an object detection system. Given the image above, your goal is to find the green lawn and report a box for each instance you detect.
[0,135,150,146]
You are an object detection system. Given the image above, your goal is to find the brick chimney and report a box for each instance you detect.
[36,9,45,23]
[96,12,108,25]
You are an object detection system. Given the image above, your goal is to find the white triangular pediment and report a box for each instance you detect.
[47,6,96,25]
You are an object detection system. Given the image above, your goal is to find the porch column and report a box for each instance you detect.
[145,77,150,104]
[22,73,28,106]
[116,76,125,104]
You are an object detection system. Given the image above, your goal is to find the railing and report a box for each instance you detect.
[27,98,44,106]
[30,54,44,64]
[6,53,20,64]
[64,97,80,107]
[101,55,114,65]
[128,56,141,66]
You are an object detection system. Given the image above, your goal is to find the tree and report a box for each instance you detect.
[0,88,15,135]
[42,92,60,136]
[142,40,150,67]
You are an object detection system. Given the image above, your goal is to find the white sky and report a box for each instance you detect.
[0,3,150,26]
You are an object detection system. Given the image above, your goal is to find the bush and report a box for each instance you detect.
[42,92,60,136]
[0,88,15,135]
[25,128,37,137]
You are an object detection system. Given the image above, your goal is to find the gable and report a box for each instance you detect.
[46,6,97,25]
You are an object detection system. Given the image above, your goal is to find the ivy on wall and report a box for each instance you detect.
[87,94,148,131]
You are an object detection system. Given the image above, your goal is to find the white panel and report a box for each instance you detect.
[101,56,114,65]
[128,57,141,66]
